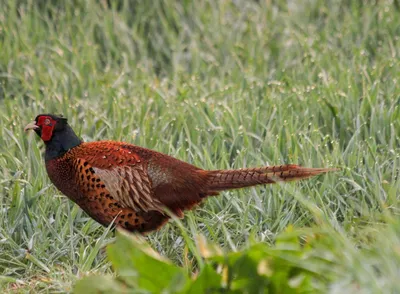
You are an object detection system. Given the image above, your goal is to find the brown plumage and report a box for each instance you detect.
[25,114,336,233]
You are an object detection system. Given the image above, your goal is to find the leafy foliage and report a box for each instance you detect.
[75,228,328,293]
[75,220,400,293]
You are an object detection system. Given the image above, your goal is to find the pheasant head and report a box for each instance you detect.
[24,114,82,160]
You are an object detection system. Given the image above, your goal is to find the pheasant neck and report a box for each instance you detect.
[44,125,82,161]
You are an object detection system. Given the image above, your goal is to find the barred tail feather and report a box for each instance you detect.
[205,164,336,191]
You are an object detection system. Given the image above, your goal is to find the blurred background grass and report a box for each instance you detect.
[0,0,399,292]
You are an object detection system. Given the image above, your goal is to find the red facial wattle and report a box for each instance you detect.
[37,116,57,142]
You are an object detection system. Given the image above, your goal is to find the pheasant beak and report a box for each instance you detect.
[24,121,39,132]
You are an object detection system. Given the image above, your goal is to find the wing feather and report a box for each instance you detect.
[91,164,165,213]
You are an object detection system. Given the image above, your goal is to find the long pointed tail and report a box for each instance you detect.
[205,164,336,191]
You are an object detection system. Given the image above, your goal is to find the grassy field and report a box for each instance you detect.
[0,0,399,292]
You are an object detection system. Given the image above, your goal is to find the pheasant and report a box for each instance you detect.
[25,114,335,233]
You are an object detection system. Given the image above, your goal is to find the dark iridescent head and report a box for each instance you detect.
[25,114,82,160]
[24,114,69,142]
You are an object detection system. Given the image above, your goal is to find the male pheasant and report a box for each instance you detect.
[25,114,335,233]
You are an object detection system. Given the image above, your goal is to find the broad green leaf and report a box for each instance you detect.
[74,275,134,294]
[187,264,222,294]
[107,229,189,292]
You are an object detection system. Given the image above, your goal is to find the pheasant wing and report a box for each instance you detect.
[69,141,204,217]
[70,141,166,214]
[90,163,165,213]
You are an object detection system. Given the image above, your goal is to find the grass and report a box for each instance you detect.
[0,0,399,292]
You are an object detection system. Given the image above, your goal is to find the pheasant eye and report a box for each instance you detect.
[44,118,51,125]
